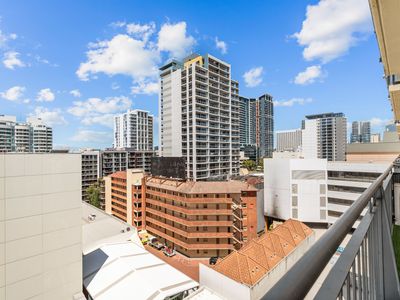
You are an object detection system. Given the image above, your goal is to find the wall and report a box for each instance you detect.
[264,158,328,223]
[104,176,112,214]
[264,159,291,220]
[0,154,82,299]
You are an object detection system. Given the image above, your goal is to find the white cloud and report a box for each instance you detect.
[0,86,25,101]
[243,66,263,87]
[293,0,372,63]
[111,82,120,90]
[369,117,392,128]
[3,51,25,69]
[71,129,111,143]
[0,29,17,48]
[36,88,55,102]
[131,81,159,95]
[68,96,131,128]
[215,37,227,54]
[77,34,159,82]
[273,98,313,107]
[157,22,195,59]
[29,107,67,126]
[70,89,81,98]
[126,22,155,43]
[294,65,323,85]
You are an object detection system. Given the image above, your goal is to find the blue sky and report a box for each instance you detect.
[0,0,392,149]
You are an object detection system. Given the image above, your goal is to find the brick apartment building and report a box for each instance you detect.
[105,169,259,258]
[105,169,145,230]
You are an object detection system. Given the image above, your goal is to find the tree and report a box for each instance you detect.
[86,181,101,209]
[243,159,257,171]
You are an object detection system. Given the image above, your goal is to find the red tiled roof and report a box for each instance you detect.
[212,219,313,286]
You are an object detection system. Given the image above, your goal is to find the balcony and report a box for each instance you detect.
[263,163,400,299]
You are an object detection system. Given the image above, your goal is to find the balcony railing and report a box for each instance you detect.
[263,163,400,299]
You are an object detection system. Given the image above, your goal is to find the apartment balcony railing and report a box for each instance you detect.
[263,163,400,300]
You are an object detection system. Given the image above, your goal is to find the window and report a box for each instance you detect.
[292,196,298,207]
[292,208,298,219]
[320,184,326,194]
[320,210,326,220]
[292,170,326,180]
[320,196,326,207]
[292,184,298,194]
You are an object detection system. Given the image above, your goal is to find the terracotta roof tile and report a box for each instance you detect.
[211,219,313,286]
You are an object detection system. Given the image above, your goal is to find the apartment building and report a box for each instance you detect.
[101,148,153,177]
[239,96,256,147]
[239,94,274,159]
[0,153,83,299]
[159,54,240,181]
[276,129,302,152]
[302,113,347,161]
[105,170,259,258]
[114,109,154,150]
[351,121,371,143]
[81,150,101,203]
[0,115,52,153]
[144,177,258,257]
[105,169,145,229]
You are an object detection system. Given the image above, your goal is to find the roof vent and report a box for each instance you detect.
[88,214,96,221]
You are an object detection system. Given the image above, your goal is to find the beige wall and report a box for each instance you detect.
[126,169,145,225]
[104,176,112,215]
[0,154,82,300]
[346,153,399,163]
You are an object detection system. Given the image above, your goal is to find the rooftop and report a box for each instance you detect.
[82,202,199,300]
[305,112,344,119]
[145,177,257,194]
[211,219,313,286]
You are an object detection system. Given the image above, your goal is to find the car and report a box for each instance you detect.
[149,237,164,250]
[209,256,218,265]
[163,247,176,257]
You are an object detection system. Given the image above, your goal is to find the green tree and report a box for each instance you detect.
[86,181,101,209]
[243,159,257,171]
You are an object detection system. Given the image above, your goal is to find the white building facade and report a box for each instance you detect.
[264,158,328,223]
[0,115,52,153]
[302,113,347,161]
[276,129,302,152]
[114,110,153,150]
[0,153,83,299]
[159,54,240,180]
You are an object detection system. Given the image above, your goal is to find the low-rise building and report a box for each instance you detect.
[199,219,314,300]
[82,202,199,300]
[264,158,389,228]
[105,170,260,258]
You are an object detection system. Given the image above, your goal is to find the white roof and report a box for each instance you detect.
[82,202,142,254]
[185,286,226,300]
[82,202,198,300]
[85,241,198,300]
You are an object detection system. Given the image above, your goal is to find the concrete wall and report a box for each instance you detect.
[264,158,328,223]
[264,159,291,220]
[0,154,82,300]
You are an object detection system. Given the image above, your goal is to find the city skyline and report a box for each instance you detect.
[0,0,393,149]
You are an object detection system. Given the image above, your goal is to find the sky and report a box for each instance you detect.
[0,0,393,149]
